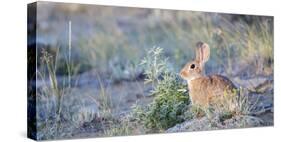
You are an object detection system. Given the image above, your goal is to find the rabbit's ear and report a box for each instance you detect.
[195,42,210,64]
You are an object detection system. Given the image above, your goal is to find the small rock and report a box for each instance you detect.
[166,117,215,133]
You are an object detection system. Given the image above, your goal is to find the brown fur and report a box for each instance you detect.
[188,75,237,108]
[180,42,238,109]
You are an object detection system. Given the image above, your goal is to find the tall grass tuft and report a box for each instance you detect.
[36,21,80,139]
[39,48,64,139]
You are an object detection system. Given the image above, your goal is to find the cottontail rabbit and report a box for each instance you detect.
[180,42,238,110]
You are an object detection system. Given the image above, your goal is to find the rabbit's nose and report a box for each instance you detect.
[180,70,187,78]
[180,71,184,77]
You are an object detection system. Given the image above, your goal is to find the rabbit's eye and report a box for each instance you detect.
[190,64,195,69]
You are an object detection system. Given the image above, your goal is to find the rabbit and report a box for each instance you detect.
[180,41,238,110]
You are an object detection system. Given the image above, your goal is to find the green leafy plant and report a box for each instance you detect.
[134,47,190,132]
[140,46,169,85]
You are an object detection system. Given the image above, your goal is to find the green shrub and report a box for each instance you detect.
[134,47,190,132]
[134,73,189,132]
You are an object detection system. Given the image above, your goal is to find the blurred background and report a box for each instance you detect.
[34,2,273,79]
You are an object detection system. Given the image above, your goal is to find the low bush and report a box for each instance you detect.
[134,47,190,132]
